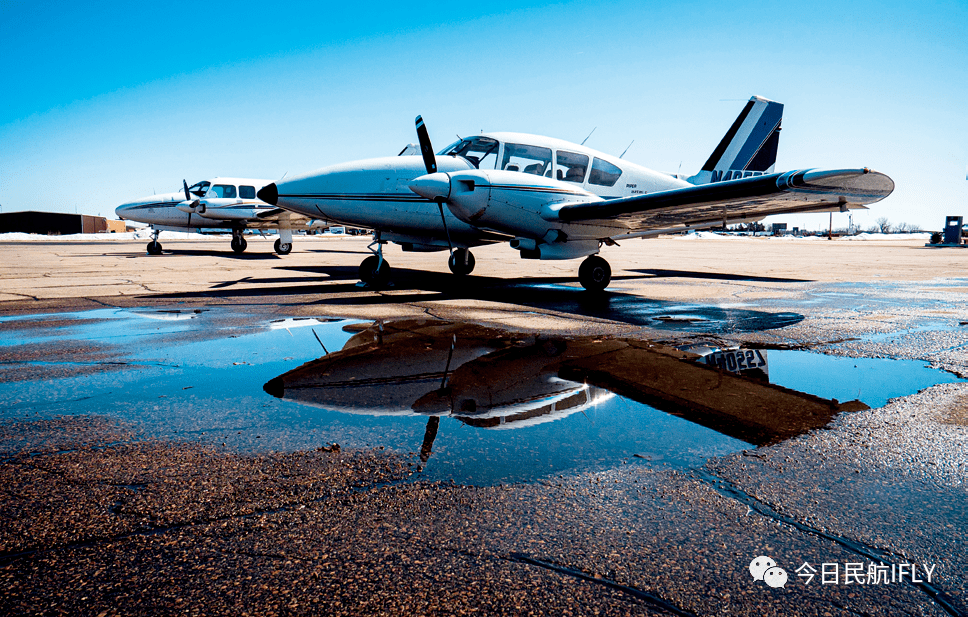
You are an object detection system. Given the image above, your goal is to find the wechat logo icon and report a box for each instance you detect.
[750,556,788,588]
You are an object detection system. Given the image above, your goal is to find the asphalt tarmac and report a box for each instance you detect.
[1,235,966,616]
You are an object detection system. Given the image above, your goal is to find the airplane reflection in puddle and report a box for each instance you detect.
[264,320,866,469]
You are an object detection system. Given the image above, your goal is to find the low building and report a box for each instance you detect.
[0,210,123,235]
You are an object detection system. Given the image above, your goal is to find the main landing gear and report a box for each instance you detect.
[230,229,248,254]
[578,255,611,292]
[274,238,292,255]
[448,248,476,276]
[146,230,162,255]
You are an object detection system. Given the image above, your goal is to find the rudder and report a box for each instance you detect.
[688,96,783,185]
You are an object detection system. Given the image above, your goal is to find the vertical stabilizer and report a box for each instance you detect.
[688,96,783,185]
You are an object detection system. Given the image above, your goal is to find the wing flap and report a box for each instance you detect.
[556,168,893,231]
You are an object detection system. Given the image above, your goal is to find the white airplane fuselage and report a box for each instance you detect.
[116,177,277,229]
[270,133,692,255]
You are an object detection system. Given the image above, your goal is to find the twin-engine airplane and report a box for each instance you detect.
[116,177,326,255]
[257,96,894,290]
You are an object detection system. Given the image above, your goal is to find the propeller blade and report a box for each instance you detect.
[415,115,437,175]
[183,179,192,202]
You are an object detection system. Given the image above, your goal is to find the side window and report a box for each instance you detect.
[588,158,622,187]
[239,185,256,199]
[556,150,589,183]
[211,185,238,199]
[501,143,552,176]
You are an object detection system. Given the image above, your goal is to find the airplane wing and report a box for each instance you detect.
[552,168,893,233]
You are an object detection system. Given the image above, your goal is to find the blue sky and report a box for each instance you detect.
[1,0,965,231]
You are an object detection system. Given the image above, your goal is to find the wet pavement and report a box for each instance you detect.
[1,303,967,615]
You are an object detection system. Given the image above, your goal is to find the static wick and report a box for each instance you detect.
[312,329,329,354]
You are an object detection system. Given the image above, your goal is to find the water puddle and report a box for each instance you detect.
[0,310,962,485]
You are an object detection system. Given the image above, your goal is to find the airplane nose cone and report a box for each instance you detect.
[409,173,451,201]
[257,183,279,205]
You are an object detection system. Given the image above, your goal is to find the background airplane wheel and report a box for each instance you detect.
[274,238,292,255]
[231,237,247,254]
[147,241,162,255]
[447,249,476,276]
[578,255,611,291]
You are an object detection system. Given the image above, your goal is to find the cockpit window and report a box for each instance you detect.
[556,150,589,183]
[440,136,499,169]
[502,143,552,176]
[239,185,256,199]
[210,185,237,199]
[187,181,210,198]
[588,158,623,187]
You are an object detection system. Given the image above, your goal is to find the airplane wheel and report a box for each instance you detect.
[231,237,247,253]
[448,249,476,276]
[274,239,292,255]
[578,255,611,292]
[359,256,391,286]
[147,241,162,255]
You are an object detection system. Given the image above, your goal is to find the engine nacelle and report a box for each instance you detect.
[519,239,600,260]
[410,170,601,240]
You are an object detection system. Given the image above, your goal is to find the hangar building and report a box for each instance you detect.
[0,211,124,235]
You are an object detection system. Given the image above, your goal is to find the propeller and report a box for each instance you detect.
[415,115,437,175]
[183,179,195,230]
[181,179,207,229]
[414,116,453,254]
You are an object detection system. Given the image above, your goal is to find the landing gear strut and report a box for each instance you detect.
[448,248,475,276]
[359,234,391,287]
[230,229,247,254]
[146,229,162,255]
[578,255,611,292]
[275,216,293,255]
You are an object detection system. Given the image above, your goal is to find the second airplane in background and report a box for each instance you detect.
[117,177,327,255]
[258,96,894,290]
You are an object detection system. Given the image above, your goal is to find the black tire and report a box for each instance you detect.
[578,255,611,292]
[147,241,162,255]
[274,238,292,255]
[930,232,943,245]
[231,237,247,254]
[448,249,476,276]
[359,256,391,285]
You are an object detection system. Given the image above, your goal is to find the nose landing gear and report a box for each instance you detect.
[358,234,391,287]
[146,229,163,255]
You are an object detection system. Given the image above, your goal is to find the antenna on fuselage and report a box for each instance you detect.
[619,140,635,159]
[580,127,596,146]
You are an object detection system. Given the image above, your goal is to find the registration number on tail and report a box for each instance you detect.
[702,349,768,376]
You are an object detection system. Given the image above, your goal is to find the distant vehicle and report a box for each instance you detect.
[116,177,328,255]
[259,96,894,290]
[325,226,346,234]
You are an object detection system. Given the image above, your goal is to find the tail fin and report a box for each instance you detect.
[688,95,783,185]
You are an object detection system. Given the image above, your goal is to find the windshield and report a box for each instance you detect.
[502,143,552,176]
[187,181,210,198]
[440,137,499,169]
